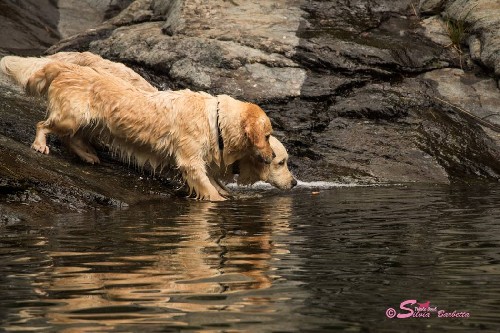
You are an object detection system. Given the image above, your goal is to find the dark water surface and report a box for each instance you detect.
[1,183,500,332]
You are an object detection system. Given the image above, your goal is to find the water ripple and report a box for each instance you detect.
[1,184,500,331]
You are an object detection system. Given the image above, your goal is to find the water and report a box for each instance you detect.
[1,183,500,332]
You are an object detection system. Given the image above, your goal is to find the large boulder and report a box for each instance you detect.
[47,0,500,183]
[1,0,500,218]
[420,0,500,76]
[0,0,60,56]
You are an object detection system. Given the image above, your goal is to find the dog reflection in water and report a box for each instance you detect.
[23,196,295,326]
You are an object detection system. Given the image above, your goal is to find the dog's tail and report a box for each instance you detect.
[0,56,53,92]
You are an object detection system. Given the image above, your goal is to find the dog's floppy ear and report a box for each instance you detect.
[243,103,269,148]
[242,103,275,164]
[244,121,264,147]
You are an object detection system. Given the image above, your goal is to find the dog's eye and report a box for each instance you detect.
[278,159,285,166]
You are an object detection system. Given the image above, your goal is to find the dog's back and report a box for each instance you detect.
[0,52,156,95]
[30,61,179,160]
[48,52,156,92]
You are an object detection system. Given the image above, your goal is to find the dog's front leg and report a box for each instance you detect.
[32,115,79,156]
[178,161,226,201]
[194,174,226,201]
[208,176,231,197]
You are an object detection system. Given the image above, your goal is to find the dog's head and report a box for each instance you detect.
[242,103,274,164]
[238,136,297,189]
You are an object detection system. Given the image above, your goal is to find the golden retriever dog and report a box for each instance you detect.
[47,52,297,190]
[0,53,157,166]
[1,58,276,201]
[2,53,298,191]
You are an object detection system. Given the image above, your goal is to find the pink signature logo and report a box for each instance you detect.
[386,300,470,319]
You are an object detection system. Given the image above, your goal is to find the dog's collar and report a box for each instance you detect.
[216,98,224,151]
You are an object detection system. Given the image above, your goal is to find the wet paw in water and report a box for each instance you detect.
[230,192,265,200]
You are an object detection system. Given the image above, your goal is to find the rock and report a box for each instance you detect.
[295,3,456,76]
[416,102,500,180]
[265,79,451,183]
[58,0,127,38]
[422,68,500,127]
[419,0,446,14]
[109,0,155,26]
[419,16,452,47]
[467,35,482,62]
[0,0,60,56]
[1,0,500,211]
[443,0,500,76]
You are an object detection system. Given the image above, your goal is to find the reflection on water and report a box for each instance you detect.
[1,184,500,332]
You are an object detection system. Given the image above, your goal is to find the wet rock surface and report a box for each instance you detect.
[1,0,500,216]
[0,0,60,56]
[58,0,134,38]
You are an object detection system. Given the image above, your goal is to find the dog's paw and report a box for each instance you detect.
[208,193,227,202]
[89,155,100,164]
[31,143,49,155]
[195,192,226,201]
[81,154,100,164]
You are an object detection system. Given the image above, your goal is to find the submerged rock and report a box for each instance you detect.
[1,0,500,216]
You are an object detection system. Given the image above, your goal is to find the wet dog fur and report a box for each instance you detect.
[1,53,297,194]
[2,59,275,201]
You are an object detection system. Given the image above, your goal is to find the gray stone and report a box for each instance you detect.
[1,0,500,210]
[467,35,482,61]
[108,0,154,26]
[422,68,500,127]
[170,58,212,89]
[444,0,500,76]
[59,0,134,38]
[419,0,446,14]
[0,0,60,56]
[420,16,452,46]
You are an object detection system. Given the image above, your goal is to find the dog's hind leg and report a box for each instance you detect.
[31,121,52,154]
[32,116,78,155]
[67,134,100,164]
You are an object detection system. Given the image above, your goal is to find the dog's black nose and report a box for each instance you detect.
[291,178,298,188]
